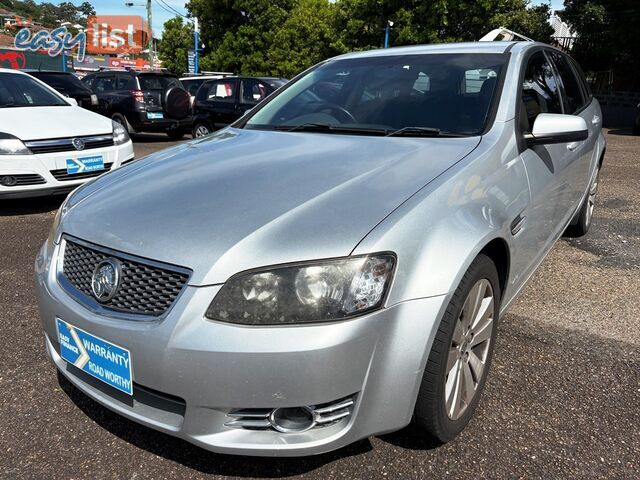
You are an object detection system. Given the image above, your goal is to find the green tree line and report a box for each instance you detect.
[159,0,554,77]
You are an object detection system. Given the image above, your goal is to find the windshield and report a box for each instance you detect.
[0,72,68,108]
[30,72,89,93]
[246,53,506,136]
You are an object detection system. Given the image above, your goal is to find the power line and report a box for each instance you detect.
[154,0,188,20]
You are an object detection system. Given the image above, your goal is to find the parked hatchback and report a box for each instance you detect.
[82,70,191,139]
[191,76,287,137]
[25,70,99,111]
[0,69,133,199]
[36,40,604,456]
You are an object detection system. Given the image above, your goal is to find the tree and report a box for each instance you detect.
[560,0,640,88]
[158,17,193,75]
[333,0,553,50]
[267,0,346,78]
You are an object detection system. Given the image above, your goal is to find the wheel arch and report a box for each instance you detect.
[478,237,510,302]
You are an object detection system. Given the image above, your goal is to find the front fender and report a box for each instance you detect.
[354,121,529,306]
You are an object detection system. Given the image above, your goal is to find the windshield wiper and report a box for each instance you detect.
[386,126,443,137]
[274,123,387,136]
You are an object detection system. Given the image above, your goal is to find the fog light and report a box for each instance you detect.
[1,175,17,186]
[269,406,316,433]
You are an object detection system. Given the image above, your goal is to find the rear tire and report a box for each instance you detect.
[565,164,600,237]
[414,254,500,443]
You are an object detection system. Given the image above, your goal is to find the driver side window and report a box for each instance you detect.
[521,51,562,132]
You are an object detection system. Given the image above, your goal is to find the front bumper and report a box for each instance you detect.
[0,141,134,198]
[35,239,448,456]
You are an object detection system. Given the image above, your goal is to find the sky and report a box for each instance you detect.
[51,0,189,37]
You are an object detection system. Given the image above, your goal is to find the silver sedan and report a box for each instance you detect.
[36,39,605,456]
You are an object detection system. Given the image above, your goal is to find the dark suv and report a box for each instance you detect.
[82,70,191,139]
[191,76,287,137]
[26,71,99,111]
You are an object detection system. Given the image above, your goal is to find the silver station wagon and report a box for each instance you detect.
[36,38,604,456]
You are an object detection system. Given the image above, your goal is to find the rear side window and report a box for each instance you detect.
[198,80,236,103]
[570,58,592,100]
[521,51,562,131]
[241,79,268,104]
[94,75,115,93]
[81,74,95,88]
[549,51,585,114]
[115,74,135,90]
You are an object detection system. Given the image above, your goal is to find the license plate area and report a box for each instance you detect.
[146,111,164,119]
[56,318,133,395]
[65,155,104,175]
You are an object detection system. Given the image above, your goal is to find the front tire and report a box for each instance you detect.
[111,112,134,135]
[193,123,212,138]
[414,254,500,443]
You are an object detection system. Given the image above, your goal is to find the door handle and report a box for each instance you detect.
[592,115,601,126]
[567,142,579,151]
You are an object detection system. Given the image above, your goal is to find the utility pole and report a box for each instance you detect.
[193,17,199,74]
[146,0,153,65]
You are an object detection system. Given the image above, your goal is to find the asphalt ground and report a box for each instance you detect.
[1,130,638,479]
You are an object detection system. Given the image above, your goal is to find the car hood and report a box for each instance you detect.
[0,106,111,141]
[63,128,481,285]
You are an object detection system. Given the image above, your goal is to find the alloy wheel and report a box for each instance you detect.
[585,167,600,227]
[445,278,494,420]
[195,125,210,137]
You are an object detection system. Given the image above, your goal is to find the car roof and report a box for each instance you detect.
[331,41,548,60]
[0,68,28,75]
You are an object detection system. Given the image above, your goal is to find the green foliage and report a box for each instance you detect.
[0,0,94,28]
[158,17,193,75]
[158,0,553,76]
[560,0,639,80]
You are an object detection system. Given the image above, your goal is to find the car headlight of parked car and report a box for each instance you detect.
[0,132,31,155]
[112,120,130,145]
[206,254,396,325]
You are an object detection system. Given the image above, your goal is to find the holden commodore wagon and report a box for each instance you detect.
[36,38,604,456]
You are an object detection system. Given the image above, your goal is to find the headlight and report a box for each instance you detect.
[49,193,73,246]
[0,132,31,155]
[112,120,130,145]
[205,254,395,325]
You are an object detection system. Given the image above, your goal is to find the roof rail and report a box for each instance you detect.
[479,28,534,42]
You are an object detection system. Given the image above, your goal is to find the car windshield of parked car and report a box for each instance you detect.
[0,72,68,108]
[31,72,90,93]
[245,53,506,136]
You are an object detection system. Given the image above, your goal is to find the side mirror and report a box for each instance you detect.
[66,97,78,106]
[524,113,588,146]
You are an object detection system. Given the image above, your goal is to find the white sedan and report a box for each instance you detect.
[0,68,134,199]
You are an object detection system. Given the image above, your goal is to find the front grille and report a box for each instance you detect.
[51,163,113,181]
[25,134,114,154]
[0,173,46,186]
[61,238,190,317]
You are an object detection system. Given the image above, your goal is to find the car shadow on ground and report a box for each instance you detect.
[0,194,66,216]
[57,371,375,477]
